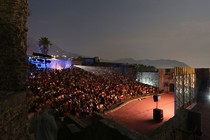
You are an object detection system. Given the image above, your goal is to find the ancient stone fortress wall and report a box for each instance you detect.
[0,0,29,91]
[0,91,29,140]
[0,0,30,139]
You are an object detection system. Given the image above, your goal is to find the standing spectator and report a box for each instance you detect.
[30,104,57,140]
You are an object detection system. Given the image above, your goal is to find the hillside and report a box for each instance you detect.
[106,58,189,68]
[27,38,189,68]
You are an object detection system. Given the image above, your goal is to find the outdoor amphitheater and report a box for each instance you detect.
[27,62,209,140]
[1,1,210,140]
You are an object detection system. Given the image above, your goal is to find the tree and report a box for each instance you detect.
[133,64,157,72]
[38,37,51,55]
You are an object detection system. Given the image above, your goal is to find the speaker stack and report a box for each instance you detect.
[153,94,163,122]
[153,108,163,121]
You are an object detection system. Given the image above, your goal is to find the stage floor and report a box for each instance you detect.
[105,93,174,135]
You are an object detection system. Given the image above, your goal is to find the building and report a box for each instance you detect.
[158,68,175,93]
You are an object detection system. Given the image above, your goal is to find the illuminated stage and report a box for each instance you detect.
[105,93,174,135]
[29,57,72,69]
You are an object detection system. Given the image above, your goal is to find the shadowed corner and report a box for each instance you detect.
[144,119,160,124]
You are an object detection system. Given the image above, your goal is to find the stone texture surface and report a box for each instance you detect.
[0,0,30,139]
[0,0,29,91]
[0,91,29,140]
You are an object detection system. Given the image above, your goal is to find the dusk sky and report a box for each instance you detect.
[28,0,210,68]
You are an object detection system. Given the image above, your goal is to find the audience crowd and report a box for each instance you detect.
[29,66,157,119]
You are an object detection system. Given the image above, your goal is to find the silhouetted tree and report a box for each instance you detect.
[133,64,157,72]
[38,37,51,55]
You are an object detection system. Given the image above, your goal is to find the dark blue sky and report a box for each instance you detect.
[28,0,210,67]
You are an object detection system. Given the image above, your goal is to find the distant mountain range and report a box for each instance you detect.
[105,58,189,68]
[27,37,189,68]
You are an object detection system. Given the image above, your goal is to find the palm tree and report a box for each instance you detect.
[38,37,52,69]
[38,37,51,55]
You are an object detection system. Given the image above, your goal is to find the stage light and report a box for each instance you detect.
[153,95,161,102]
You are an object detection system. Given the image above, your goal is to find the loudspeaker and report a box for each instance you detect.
[153,108,163,121]
[153,95,160,102]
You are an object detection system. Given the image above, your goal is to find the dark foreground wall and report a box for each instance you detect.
[77,118,148,140]
[0,91,29,139]
[0,0,29,139]
[149,109,201,140]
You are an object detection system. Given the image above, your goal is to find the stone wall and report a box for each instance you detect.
[0,91,29,140]
[0,0,29,91]
[0,0,30,139]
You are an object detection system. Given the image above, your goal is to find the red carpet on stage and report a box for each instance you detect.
[106,93,174,135]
